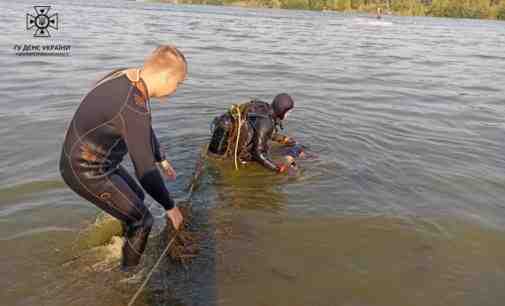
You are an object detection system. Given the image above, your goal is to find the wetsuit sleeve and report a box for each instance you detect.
[120,104,174,210]
[151,127,166,162]
[252,117,278,172]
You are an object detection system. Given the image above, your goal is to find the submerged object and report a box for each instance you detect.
[286,144,306,159]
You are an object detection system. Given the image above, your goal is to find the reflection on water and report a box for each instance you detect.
[221,211,505,306]
[207,154,289,212]
[3,184,505,306]
[147,207,505,306]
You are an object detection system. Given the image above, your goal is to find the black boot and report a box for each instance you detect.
[120,212,153,271]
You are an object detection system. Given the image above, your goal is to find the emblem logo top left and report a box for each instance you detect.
[26,6,59,38]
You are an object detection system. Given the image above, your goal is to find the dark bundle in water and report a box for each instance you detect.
[163,147,207,266]
[165,203,200,266]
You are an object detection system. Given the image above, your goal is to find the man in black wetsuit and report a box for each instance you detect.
[208,93,300,173]
[59,45,186,271]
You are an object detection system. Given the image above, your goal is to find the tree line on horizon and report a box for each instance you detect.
[173,0,505,19]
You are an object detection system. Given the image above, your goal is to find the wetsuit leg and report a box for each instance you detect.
[117,165,145,202]
[114,166,146,240]
[107,170,153,269]
[60,160,153,268]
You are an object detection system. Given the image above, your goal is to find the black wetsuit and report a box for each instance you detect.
[240,101,279,171]
[209,100,280,171]
[59,70,173,267]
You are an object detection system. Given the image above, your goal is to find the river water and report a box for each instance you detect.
[1,0,505,305]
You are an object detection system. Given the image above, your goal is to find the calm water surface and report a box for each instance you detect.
[1,0,505,305]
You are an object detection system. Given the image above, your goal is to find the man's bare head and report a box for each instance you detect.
[141,45,187,98]
[144,45,187,77]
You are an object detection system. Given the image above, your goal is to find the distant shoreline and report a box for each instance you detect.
[147,0,505,21]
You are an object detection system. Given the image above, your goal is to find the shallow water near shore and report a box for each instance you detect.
[1,0,505,305]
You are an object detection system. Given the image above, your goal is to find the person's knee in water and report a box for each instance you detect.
[59,45,188,270]
[208,93,298,174]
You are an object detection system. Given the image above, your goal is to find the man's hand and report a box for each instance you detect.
[277,154,300,174]
[277,156,296,174]
[166,206,183,230]
[159,160,177,181]
[277,163,289,174]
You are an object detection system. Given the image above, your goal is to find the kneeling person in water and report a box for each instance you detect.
[208,94,301,173]
[59,45,187,271]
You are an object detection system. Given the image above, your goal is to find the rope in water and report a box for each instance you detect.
[234,108,242,171]
[230,104,244,171]
[127,147,206,306]
[127,236,176,306]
